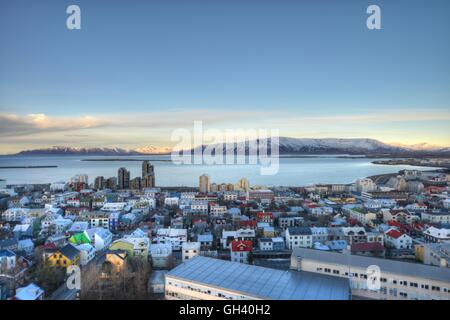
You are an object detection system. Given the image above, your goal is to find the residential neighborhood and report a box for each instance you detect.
[0,165,450,300]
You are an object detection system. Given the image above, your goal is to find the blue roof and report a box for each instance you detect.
[197,234,213,242]
[0,249,16,257]
[167,256,349,300]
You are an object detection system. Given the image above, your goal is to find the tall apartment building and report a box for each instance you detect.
[142,174,155,188]
[198,174,210,193]
[142,160,154,177]
[237,177,250,191]
[142,161,155,188]
[94,176,105,190]
[117,167,130,190]
[130,177,142,190]
[105,177,117,191]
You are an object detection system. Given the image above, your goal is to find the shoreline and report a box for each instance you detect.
[0,165,58,169]
[372,159,450,169]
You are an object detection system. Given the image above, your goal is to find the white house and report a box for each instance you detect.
[52,218,73,234]
[197,234,213,248]
[382,209,419,224]
[2,208,30,222]
[259,238,273,251]
[221,230,237,250]
[156,228,187,251]
[182,242,201,262]
[209,205,227,216]
[101,202,127,212]
[18,239,34,256]
[190,201,208,213]
[0,249,16,271]
[76,243,96,266]
[68,221,89,234]
[164,197,180,207]
[90,216,109,229]
[349,208,377,225]
[285,227,313,249]
[423,226,450,243]
[15,283,44,300]
[150,243,173,268]
[230,240,252,264]
[86,228,113,251]
[223,193,238,201]
[341,227,367,244]
[384,229,413,250]
[421,211,450,225]
[310,227,328,244]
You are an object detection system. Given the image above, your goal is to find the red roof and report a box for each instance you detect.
[387,220,402,228]
[231,240,253,252]
[386,229,403,239]
[239,220,257,228]
[351,242,385,252]
[256,212,274,220]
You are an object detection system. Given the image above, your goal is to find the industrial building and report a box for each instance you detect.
[165,256,350,300]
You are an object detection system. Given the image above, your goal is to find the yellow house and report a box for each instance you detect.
[104,250,128,275]
[109,238,149,258]
[47,244,80,267]
[415,244,425,262]
[262,227,276,238]
[109,239,134,257]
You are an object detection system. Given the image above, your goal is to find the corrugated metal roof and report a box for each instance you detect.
[293,248,450,283]
[166,256,349,300]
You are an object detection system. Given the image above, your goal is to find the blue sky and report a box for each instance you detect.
[0,0,449,153]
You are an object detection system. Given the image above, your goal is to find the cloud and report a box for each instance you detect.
[1,109,449,154]
[0,109,273,138]
[0,113,108,136]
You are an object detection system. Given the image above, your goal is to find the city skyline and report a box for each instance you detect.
[1,0,450,154]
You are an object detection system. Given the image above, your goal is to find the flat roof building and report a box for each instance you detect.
[165,256,349,300]
[291,248,450,300]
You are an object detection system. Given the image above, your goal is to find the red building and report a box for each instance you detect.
[230,240,253,264]
[256,212,274,224]
[239,220,257,229]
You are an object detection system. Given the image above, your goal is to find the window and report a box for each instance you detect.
[431,286,441,292]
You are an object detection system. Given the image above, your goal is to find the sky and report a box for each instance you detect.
[0,0,450,154]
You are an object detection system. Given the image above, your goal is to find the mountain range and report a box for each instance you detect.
[12,138,450,156]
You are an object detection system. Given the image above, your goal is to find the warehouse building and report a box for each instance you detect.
[165,256,349,300]
[291,248,450,300]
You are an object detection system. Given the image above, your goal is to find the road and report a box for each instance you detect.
[49,283,78,300]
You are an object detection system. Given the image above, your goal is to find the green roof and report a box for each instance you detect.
[68,232,91,245]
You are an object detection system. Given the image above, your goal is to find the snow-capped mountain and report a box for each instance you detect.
[12,138,449,156]
[16,146,172,155]
[16,146,133,156]
[187,137,406,155]
[269,137,400,153]
[390,142,448,152]
[133,146,172,154]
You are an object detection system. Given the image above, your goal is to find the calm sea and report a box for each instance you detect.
[0,155,438,187]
